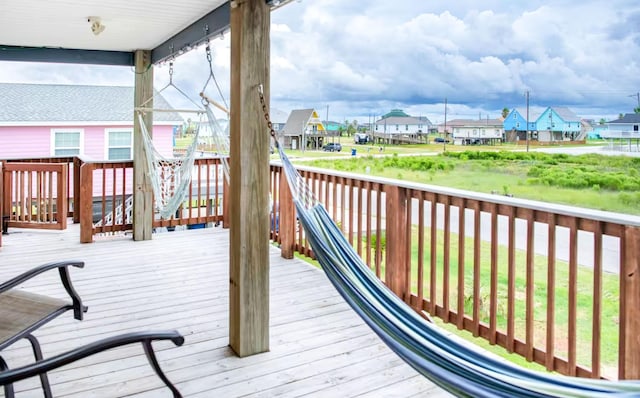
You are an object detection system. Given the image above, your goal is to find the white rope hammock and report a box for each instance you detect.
[138,112,202,220]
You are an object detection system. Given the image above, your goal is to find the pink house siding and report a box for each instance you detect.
[0,126,51,158]
[0,125,174,160]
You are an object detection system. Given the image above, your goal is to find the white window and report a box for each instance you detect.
[51,129,83,156]
[106,129,133,160]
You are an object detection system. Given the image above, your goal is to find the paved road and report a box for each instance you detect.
[339,189,622,274]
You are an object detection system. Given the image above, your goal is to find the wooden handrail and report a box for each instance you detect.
[268,162,640,380]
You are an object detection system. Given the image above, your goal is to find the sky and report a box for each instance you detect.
[1,0,639,124]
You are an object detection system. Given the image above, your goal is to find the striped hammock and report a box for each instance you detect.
[275,142,640,397]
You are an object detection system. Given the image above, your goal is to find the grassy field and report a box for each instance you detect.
[304,149,640,215]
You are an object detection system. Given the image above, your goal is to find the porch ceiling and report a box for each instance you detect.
[0,0,290,65]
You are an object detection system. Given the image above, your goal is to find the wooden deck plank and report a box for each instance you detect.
[0,224,446,397]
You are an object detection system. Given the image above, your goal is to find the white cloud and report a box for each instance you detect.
[1,0,638,122]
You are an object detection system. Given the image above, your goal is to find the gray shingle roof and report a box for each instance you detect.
[609,113,640,124]
[437,118,504,127]
[282,109,314,136]
[552,107,579,122]
[515,108,542,121]
[0,83,183,123]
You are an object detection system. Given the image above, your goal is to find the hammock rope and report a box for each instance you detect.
[259,88,640,397]
[138,112,202,219]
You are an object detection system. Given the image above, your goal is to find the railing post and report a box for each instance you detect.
[1,162,9,235]
[79,163,94,243]
[73,157,82,224]
[384,185,409,300]
[278,167,295,259]
[620,225,640,379]
[222,175,230,229]
[0,161,3,247]
[57,164,68,230]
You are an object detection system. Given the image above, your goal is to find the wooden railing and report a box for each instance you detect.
[3,156,78,219]
[269,163,640,380]
[78,157,227,243]
[3,155,640,380]
[1,162,68,230]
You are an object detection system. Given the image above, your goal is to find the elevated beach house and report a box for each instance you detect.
[0,83,181,160]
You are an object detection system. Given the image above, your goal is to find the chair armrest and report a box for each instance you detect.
[0,260,85,320]
[0,330,184,397]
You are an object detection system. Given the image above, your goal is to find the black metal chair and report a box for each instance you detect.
[0,260,184,397]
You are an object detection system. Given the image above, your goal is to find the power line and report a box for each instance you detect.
[629,92,640,108]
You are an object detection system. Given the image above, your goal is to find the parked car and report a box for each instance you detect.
[433,137,450,143]
[323,142,342,152]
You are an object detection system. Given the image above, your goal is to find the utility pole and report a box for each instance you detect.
[630,92,640,111]
[525,90,530,153]
[443,97,448,152]
[326,104,331,143]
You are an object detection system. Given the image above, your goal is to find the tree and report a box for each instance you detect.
[635,107,640,114]
[599,118,606,125]
[501,107,510,119]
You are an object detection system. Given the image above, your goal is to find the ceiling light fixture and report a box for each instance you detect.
[87,16,106,36]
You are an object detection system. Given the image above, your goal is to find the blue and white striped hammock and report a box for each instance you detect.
[275,143,640,397]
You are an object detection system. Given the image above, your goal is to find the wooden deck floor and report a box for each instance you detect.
[0,224,451,397]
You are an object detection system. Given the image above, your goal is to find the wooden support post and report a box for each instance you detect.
[384,185,409,299]
[228,0,271,357]
[133,50,154,241]
[619,225,640,379]
[79,163,94,243]
[279,169,295,259]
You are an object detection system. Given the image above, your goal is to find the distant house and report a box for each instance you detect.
[374,109,431,143]
[279,109,326,150]
[537,107,582,142]
[503,106,583,142]
[503,108,542,141]
[603,113,640,139]
[322,120,344,134]
[269,108,289,132]
[445,118,504,145]
[0,83,182,160]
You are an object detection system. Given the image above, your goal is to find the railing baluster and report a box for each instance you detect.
[457,198,466,331]
[568,217,578,375]
[473,201,481,337]
[443,196,451,323]
[375,185,382,278]
[405,191,413,303]
[489,204,498,345]
[546,214,557,371]
[365,181,372,268]
[429,194,437,316]
[417,193,425,310]
[507,207,516,352]
[592,221,603,378]
[526,211,535,362]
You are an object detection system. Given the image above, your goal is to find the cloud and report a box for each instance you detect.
[0,0,638,122]
[268,0,640,120]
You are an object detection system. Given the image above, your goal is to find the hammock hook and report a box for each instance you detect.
[200,39,229,112]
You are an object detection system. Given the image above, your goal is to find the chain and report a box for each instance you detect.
[258,86,276,139]
[168,61,174,84]
[205,43,212,64]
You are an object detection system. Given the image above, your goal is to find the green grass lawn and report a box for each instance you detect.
[305,151,640,215]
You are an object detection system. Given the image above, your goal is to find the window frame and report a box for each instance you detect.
[50,128,84,157]
[104,128,134,160]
